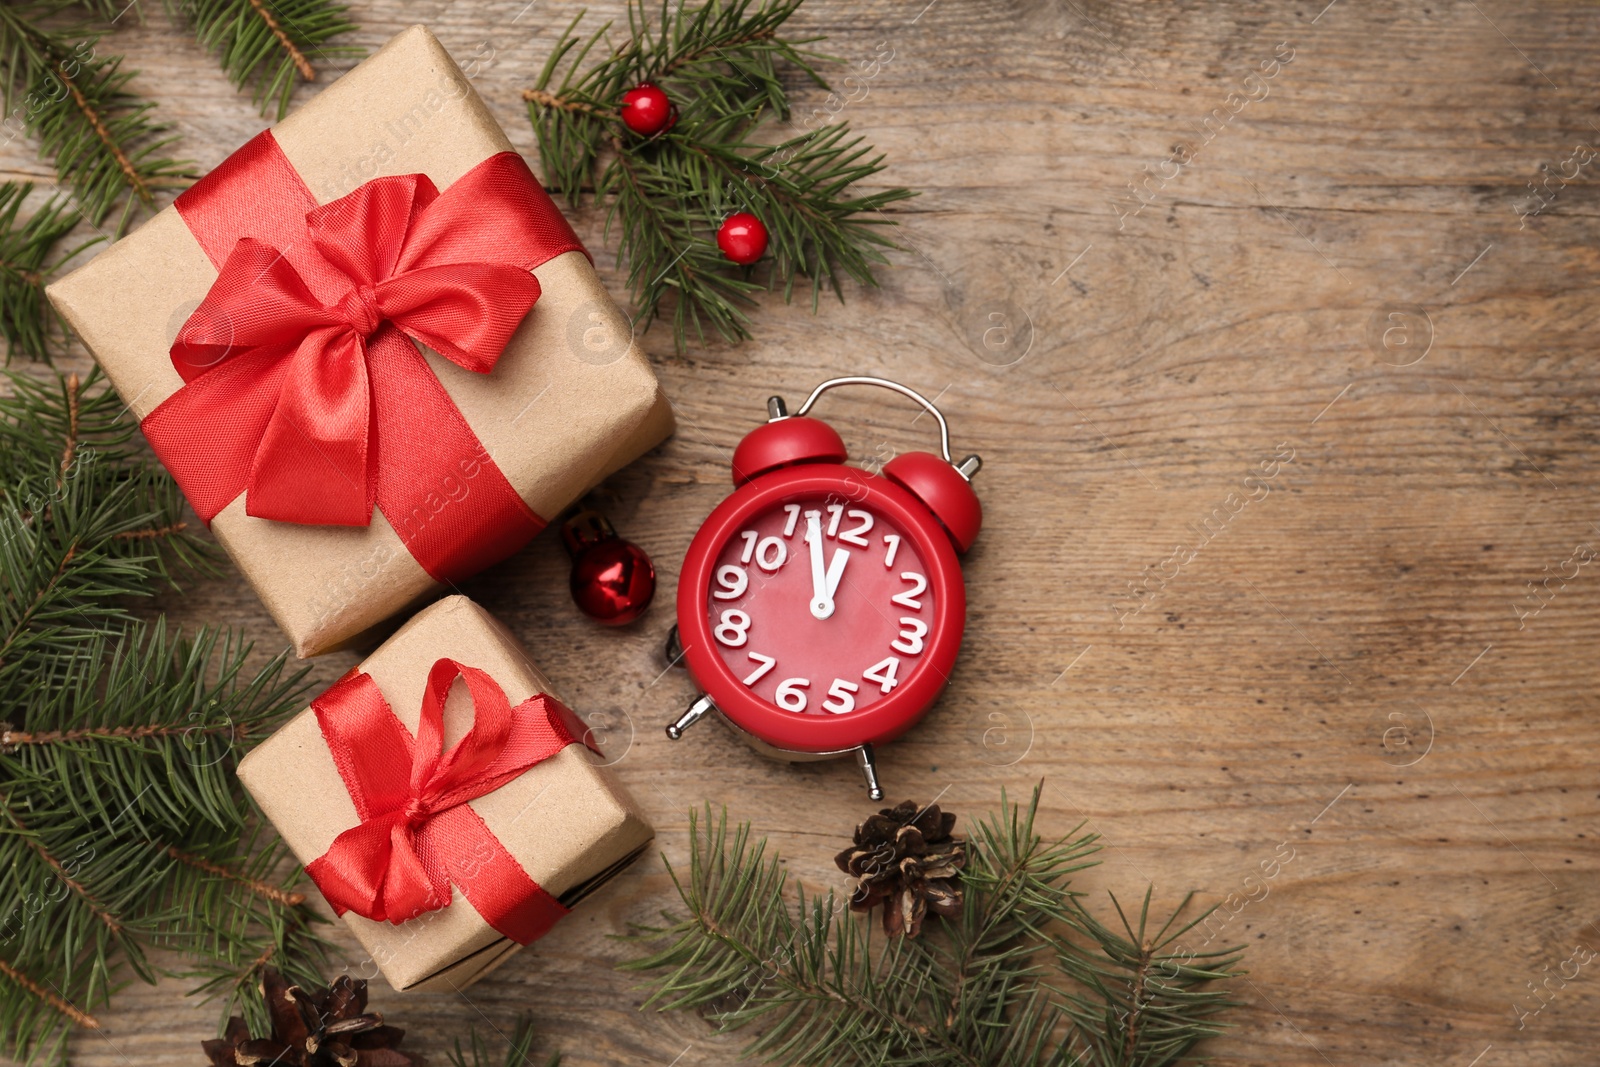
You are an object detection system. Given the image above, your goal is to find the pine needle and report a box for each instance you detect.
[526,0,915,352]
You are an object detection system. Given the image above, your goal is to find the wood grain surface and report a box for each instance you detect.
[4,0,1599,1064]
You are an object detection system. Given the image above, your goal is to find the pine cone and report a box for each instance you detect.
[202,968,423,1067]
[834,800,966,938]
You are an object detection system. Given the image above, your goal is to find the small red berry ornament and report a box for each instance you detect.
[562,509,656,625]
[620,83,676,136]
[717,212,769,265]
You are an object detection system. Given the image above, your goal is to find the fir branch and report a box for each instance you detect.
[603,134,765,345]
[0,624,328,1061]
[112,520,189,541]
[0,789,125,937]
[625,786,1247,1067]
[0,2,74,112]
[0,784,150,1047]
[1,718,245,748]
[179,880,330,1037]
[0,369,329,1064]
[60,66,147,201]
[0,537,81,677]
[655,21,780,78]
[0,954,99,1031]
[33,48,193,228]
[55,370,78,479]
[522,86,608,116]
[158,843,306,908]
[0,954,91,1066]
[629,0,827,113]
[0,369,213,702]
[0,184,94,364]
[1056,889,1246,1067]
[0,5,193,229]
[527,0,912,351]
[246,0,316,81]
[167,0,363,120]
[3,625,294,835]
[237,941,276,989]
[684,123,913,306]
[449,1018,561,1067]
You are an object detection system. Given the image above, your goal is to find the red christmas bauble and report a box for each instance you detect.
[717,212,768,265]
[620,83,675,136]
[571,538,656,625]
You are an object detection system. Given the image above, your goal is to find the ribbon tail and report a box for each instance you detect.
[366,328,544,581]
[245,327,376,526]
[421,806,567,945]
[382,820,450,925]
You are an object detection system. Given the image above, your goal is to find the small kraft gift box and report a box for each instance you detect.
[237,595,655,992]
[46,25,674,657]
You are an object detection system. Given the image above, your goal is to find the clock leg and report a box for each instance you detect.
[666,693,716,740]
[662,624,684,666]
[855,744,885,801]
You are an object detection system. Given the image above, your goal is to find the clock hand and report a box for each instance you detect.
[823,545,850,604]
[804,510,832,619]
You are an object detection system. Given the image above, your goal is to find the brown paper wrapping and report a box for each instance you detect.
[237,595,655,992]
[46,25,674,657]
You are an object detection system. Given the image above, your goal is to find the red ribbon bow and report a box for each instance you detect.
[305,658,597,943]
[141,131,586,581]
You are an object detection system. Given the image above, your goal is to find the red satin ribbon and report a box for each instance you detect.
[306,658,599,943]
[141,130,586,582]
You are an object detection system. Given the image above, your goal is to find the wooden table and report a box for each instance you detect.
[5,1,1598,1063]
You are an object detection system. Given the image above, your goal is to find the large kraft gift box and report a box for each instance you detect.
[238,595,655,992]
[46,25,673,657]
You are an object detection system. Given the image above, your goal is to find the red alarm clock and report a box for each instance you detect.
[665,377,982,799]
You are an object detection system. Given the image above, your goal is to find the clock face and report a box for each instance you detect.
[703,494,935,719]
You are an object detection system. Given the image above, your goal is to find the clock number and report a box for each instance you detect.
[892,617,928,655]
[755,536,787,572]
[838,509,874,547]
[742,652,776,686]
[713,565,748,600]
[825,503,844,537]
[782,503,802,537]
[891,572,927,610]
[883,534,901,568]
[738,530,758,564]
[775,677,811,712]
[715,609,752,647]
[822,679,858,714]
[863,657,900,693]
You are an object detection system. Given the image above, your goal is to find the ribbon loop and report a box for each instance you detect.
[306,171,437,287]
[305,659,597,943]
